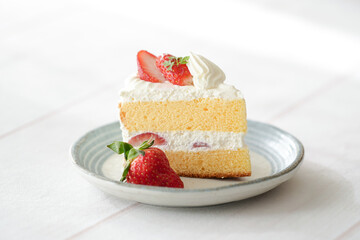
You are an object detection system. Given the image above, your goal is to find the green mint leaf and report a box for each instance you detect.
[162,55,190,71]
[167,64,174,71]
[179,56,190,65]
[107,141,133,159]
[163,60,174,71]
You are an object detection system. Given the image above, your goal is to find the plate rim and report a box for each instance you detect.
[70,120,304,193]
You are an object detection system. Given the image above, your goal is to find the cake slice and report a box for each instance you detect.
[119,51,251,178]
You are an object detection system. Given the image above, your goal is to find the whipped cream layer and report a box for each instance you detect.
[122,130,245,152]
[119,75,243,102]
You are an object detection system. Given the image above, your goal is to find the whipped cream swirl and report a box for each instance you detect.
[187,52,226,89]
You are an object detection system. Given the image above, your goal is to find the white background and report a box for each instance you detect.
[1,0,360,239]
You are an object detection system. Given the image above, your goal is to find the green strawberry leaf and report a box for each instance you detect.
[120,159,131,182]
[107,141,133,160]
[138,139,155,150]
[107,138,154,182]
[127,148,145,160]
[120,148,145,182]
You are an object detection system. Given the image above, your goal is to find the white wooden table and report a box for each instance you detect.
[1,0,360,239]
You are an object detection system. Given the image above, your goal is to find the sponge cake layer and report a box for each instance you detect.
[165,148,251,178]
[119,98,247,132]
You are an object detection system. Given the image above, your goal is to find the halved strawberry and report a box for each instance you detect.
[156,54,193,86]
[128,132,167,147]
[137,50,166,83]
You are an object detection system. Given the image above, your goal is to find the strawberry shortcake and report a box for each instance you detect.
[118,50,251,178]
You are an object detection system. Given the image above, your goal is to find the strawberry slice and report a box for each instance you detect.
[137,50,166,83]
[128,132,167,147]
[192,142,210,148]
[156,54,193,86]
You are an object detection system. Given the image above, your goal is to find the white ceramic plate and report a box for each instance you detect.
[70,120,304,207]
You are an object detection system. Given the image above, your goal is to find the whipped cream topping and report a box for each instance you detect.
[119,75,243,102]
[187,52,226,89]
[121,130,245,152]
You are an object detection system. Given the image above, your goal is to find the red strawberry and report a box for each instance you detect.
[128,132,167,147]
[137,50,166,83]
[107,140,184,188]
[156,54,193,86]
[127,148,183,188]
